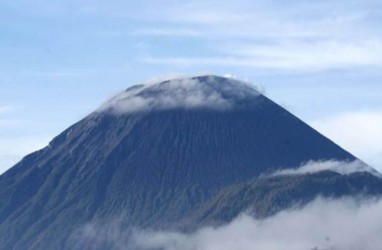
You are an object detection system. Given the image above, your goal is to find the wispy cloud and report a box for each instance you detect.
[131,28,202,37]
[311,110,382,170]
[220,40,382,70]
[142,38,382,71]
[129,0,382,71]
[0,105,16,115]
[131,1,375,39]
[0,119,21,127]
[270,160,379,177]
[0,105,21,128]
[3,0,382,72]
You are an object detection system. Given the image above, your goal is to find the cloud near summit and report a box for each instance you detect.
[98,76,261,114]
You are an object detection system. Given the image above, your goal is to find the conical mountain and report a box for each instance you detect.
[0,75,380,250]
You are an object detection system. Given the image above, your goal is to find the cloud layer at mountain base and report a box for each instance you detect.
[134,198,382,250]
[70,197,382,250]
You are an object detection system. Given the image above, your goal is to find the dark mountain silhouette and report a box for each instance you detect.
[0,75,380,250]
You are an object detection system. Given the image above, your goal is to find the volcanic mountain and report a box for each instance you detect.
[0,75,381,250]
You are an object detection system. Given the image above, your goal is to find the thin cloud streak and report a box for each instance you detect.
[0,106,16,114]
[131,0,382,71]
[311,110,382,171]
[269,160,379,177]
[0,106,21,128]
[3,0,382,72]
[142,39,382,71]
[131,28,201,37]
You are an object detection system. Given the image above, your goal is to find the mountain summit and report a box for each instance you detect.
[0,75,381,250]
[98,75,261,113]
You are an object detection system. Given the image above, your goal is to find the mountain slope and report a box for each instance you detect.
[0,75,380,250]
[185,171,382,228]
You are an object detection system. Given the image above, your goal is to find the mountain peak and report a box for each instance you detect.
[2,74,380,250]
[98,75,261,114]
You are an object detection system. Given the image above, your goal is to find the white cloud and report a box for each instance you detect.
[224,40,382,70]
[134,198,382,250]
[98,76,260,114]
[136,2,372,40]
[310,110,382,171]
[270,160,379,177]
[142,39,382,71]
[70,197,382,250]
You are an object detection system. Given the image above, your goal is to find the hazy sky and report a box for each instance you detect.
[1,0,382,174]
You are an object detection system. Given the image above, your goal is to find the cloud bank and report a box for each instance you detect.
[134,198,382,250]
[98,76,260,114]
[71,197,382,250]
[270,160,380,177]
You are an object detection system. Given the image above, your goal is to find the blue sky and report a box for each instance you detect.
[1,0,382,173]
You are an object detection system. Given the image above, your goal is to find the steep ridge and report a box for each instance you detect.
[0,75,380,250]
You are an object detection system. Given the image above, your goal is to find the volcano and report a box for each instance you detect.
[0,75,381,250]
